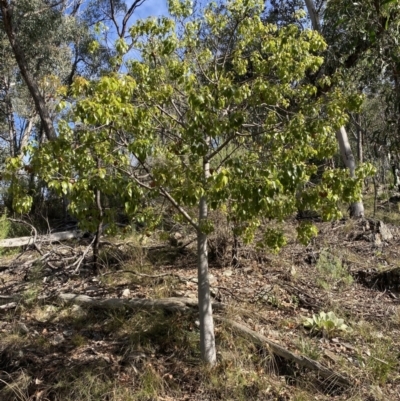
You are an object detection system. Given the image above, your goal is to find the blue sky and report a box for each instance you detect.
[134,0,169,19]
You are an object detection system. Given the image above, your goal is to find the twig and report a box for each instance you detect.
[67,236,96,274]
[8,218,42,256]
[212,285,243,302]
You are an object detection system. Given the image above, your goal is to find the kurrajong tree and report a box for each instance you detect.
[11,0,373,364]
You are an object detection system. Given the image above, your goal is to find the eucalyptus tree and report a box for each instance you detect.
[303,0,368,217]
[17,0,372,364]
[305,0,400,191]
[323,0,400,166]
[1,0,149,218]
[0,0,149,147]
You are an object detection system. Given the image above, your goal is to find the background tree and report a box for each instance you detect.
[0,0,149,217]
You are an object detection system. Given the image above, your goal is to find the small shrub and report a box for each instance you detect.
[316,249,353,289]
[303,311,351,338]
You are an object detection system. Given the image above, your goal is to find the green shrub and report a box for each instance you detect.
[303,311,351,338]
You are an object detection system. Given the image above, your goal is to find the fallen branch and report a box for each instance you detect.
[71,236,96,273]
[0,294,23,306]
[8,218,43,256]
[0,230,83,248]
[0,302,17,310]
[58,293,225,313]
[218,317,351,387]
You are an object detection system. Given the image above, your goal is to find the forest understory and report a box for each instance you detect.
[0,193,400,401]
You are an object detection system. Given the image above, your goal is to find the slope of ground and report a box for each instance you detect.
[1,202,400,400]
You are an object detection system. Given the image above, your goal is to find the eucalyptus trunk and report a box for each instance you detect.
[336,127,364,217]
[304,0,364,218]
[197,149,216,365]
[356,114,363,164]
[93,158,104,272]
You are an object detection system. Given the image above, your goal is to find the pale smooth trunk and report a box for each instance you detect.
[336,127,364,217]
[197,148,216,365]
[356,115,363,164]
[304,0,321,31]
[304,0,364,218]
[93,158,104,272]
[197,196,216,365]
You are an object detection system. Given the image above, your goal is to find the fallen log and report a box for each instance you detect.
[0,294,23,306]
[218,317,351,387]
[58,293,227,313]
[0,230,82,248]
[0,302,17,310]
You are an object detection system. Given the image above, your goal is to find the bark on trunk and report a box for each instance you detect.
[336,127,364,217]
[304,0,364,218]
[356,114,363,164]
[197,149,216,365]
[232,231,240,268]
[0,1,57,141]
[93,188,103,272]
[304,0,321,31]
[93,159,104,272]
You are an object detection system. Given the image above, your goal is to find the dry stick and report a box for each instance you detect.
[66,236,96,274]
[0,302,17,310]
[212,285,243,302]
[8,218,42,256]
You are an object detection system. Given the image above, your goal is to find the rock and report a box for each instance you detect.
[122,288,131,298]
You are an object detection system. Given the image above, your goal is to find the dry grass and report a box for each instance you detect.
[1,195,400,400]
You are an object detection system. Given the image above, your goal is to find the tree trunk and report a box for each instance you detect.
[336,127,364,217]
[356,115,363,164]
[304,0,321,31]
[304,0,364,218]
[93,159,104,272]
[232,230,240,268]
[197,197,216,365]
[197,149,216,365]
